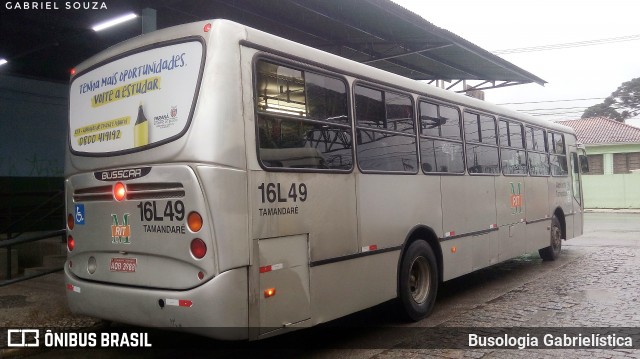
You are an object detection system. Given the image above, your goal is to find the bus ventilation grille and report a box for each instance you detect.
[73,183,185,201]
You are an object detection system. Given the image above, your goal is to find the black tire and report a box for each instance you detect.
[539,215,562,261]
[398,240,438,321]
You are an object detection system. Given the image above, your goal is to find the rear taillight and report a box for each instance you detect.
[190,238,207,259]
[113,182,126,201]
[67,235,75,251]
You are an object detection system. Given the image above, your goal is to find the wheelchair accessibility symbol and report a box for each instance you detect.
[75,204,85,225]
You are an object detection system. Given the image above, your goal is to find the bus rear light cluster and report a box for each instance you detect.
[67,213,74,230]
[187,211,203,232]
[67,235,75,251]
[190,238,207,259]
[113,182,126,201]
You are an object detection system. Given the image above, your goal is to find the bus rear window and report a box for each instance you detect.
[69,40,204,155]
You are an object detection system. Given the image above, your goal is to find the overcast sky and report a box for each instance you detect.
[390,0,640,127]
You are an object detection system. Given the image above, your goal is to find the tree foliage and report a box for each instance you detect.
[582,77,640,121]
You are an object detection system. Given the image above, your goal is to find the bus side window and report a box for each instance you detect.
[500,119,527,175]
[526,126,550,176]
[549,132,567,176]
[419,101,464,174]
[463,111,499,174]
[255,60,353,171]
[355,85,418,173]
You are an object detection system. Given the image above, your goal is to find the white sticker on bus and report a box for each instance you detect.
[69,41,203,153]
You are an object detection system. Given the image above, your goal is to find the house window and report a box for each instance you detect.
[585,154,603,175]
[613,152,640,174]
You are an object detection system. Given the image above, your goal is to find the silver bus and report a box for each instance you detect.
[65,19,586,340]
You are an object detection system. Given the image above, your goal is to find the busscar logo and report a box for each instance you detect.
[7,329,39,347]
[95,167,151,181]
[111,214,131,244]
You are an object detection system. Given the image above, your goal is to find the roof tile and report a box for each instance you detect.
[557,117,640,145]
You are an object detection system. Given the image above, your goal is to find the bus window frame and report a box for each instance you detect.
[353,80,419,175]
[548,131,568,177]
[417,98,465,176]
[525,125,551,177]
[252,56,355,174]
[498,118,528,177]
[462,109,500,176]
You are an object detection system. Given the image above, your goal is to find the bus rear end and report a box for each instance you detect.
[64,20,250,340]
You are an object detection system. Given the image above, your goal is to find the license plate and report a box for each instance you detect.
[109,258,137,272]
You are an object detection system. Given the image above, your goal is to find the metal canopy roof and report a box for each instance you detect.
[0,0,546,89]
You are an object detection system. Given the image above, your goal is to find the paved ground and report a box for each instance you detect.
[1,212,639,358]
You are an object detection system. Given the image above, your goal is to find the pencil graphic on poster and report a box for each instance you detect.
[134,102,149,147]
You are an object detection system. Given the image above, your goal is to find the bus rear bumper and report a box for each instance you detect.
[65,266,249,340]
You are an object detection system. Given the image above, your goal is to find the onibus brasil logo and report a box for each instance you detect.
[111,213,131,244]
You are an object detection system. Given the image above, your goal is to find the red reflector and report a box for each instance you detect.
[67,236,75,251]
[67,214,74,230]
[114,182,126,201]
[203,23,212,32]
[179,300,193,307]
[259,265,272,273]
[66,284,74,291]
[190,238,207,259]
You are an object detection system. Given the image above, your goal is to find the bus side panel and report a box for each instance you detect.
[356,174,442,251]
[309,250,399,325]
[249,172,358,260]
[441,176,497,280]
[495,176,527,261]
[197,166,249,272]
[257,234,310,334]
[66,266,249,340]
[524,177,551,251]
[548,175,573,238]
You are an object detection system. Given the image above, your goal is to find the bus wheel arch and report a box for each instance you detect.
[396,226,441,321]
[553,207,567,241]
[539,208,564,261]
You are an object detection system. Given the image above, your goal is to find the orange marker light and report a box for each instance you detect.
[451,246,457,253]
[264,288,276,298]
[187,211,203,232]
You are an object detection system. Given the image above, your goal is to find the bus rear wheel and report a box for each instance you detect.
[539,215,562,261]
[398,240,438,321]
